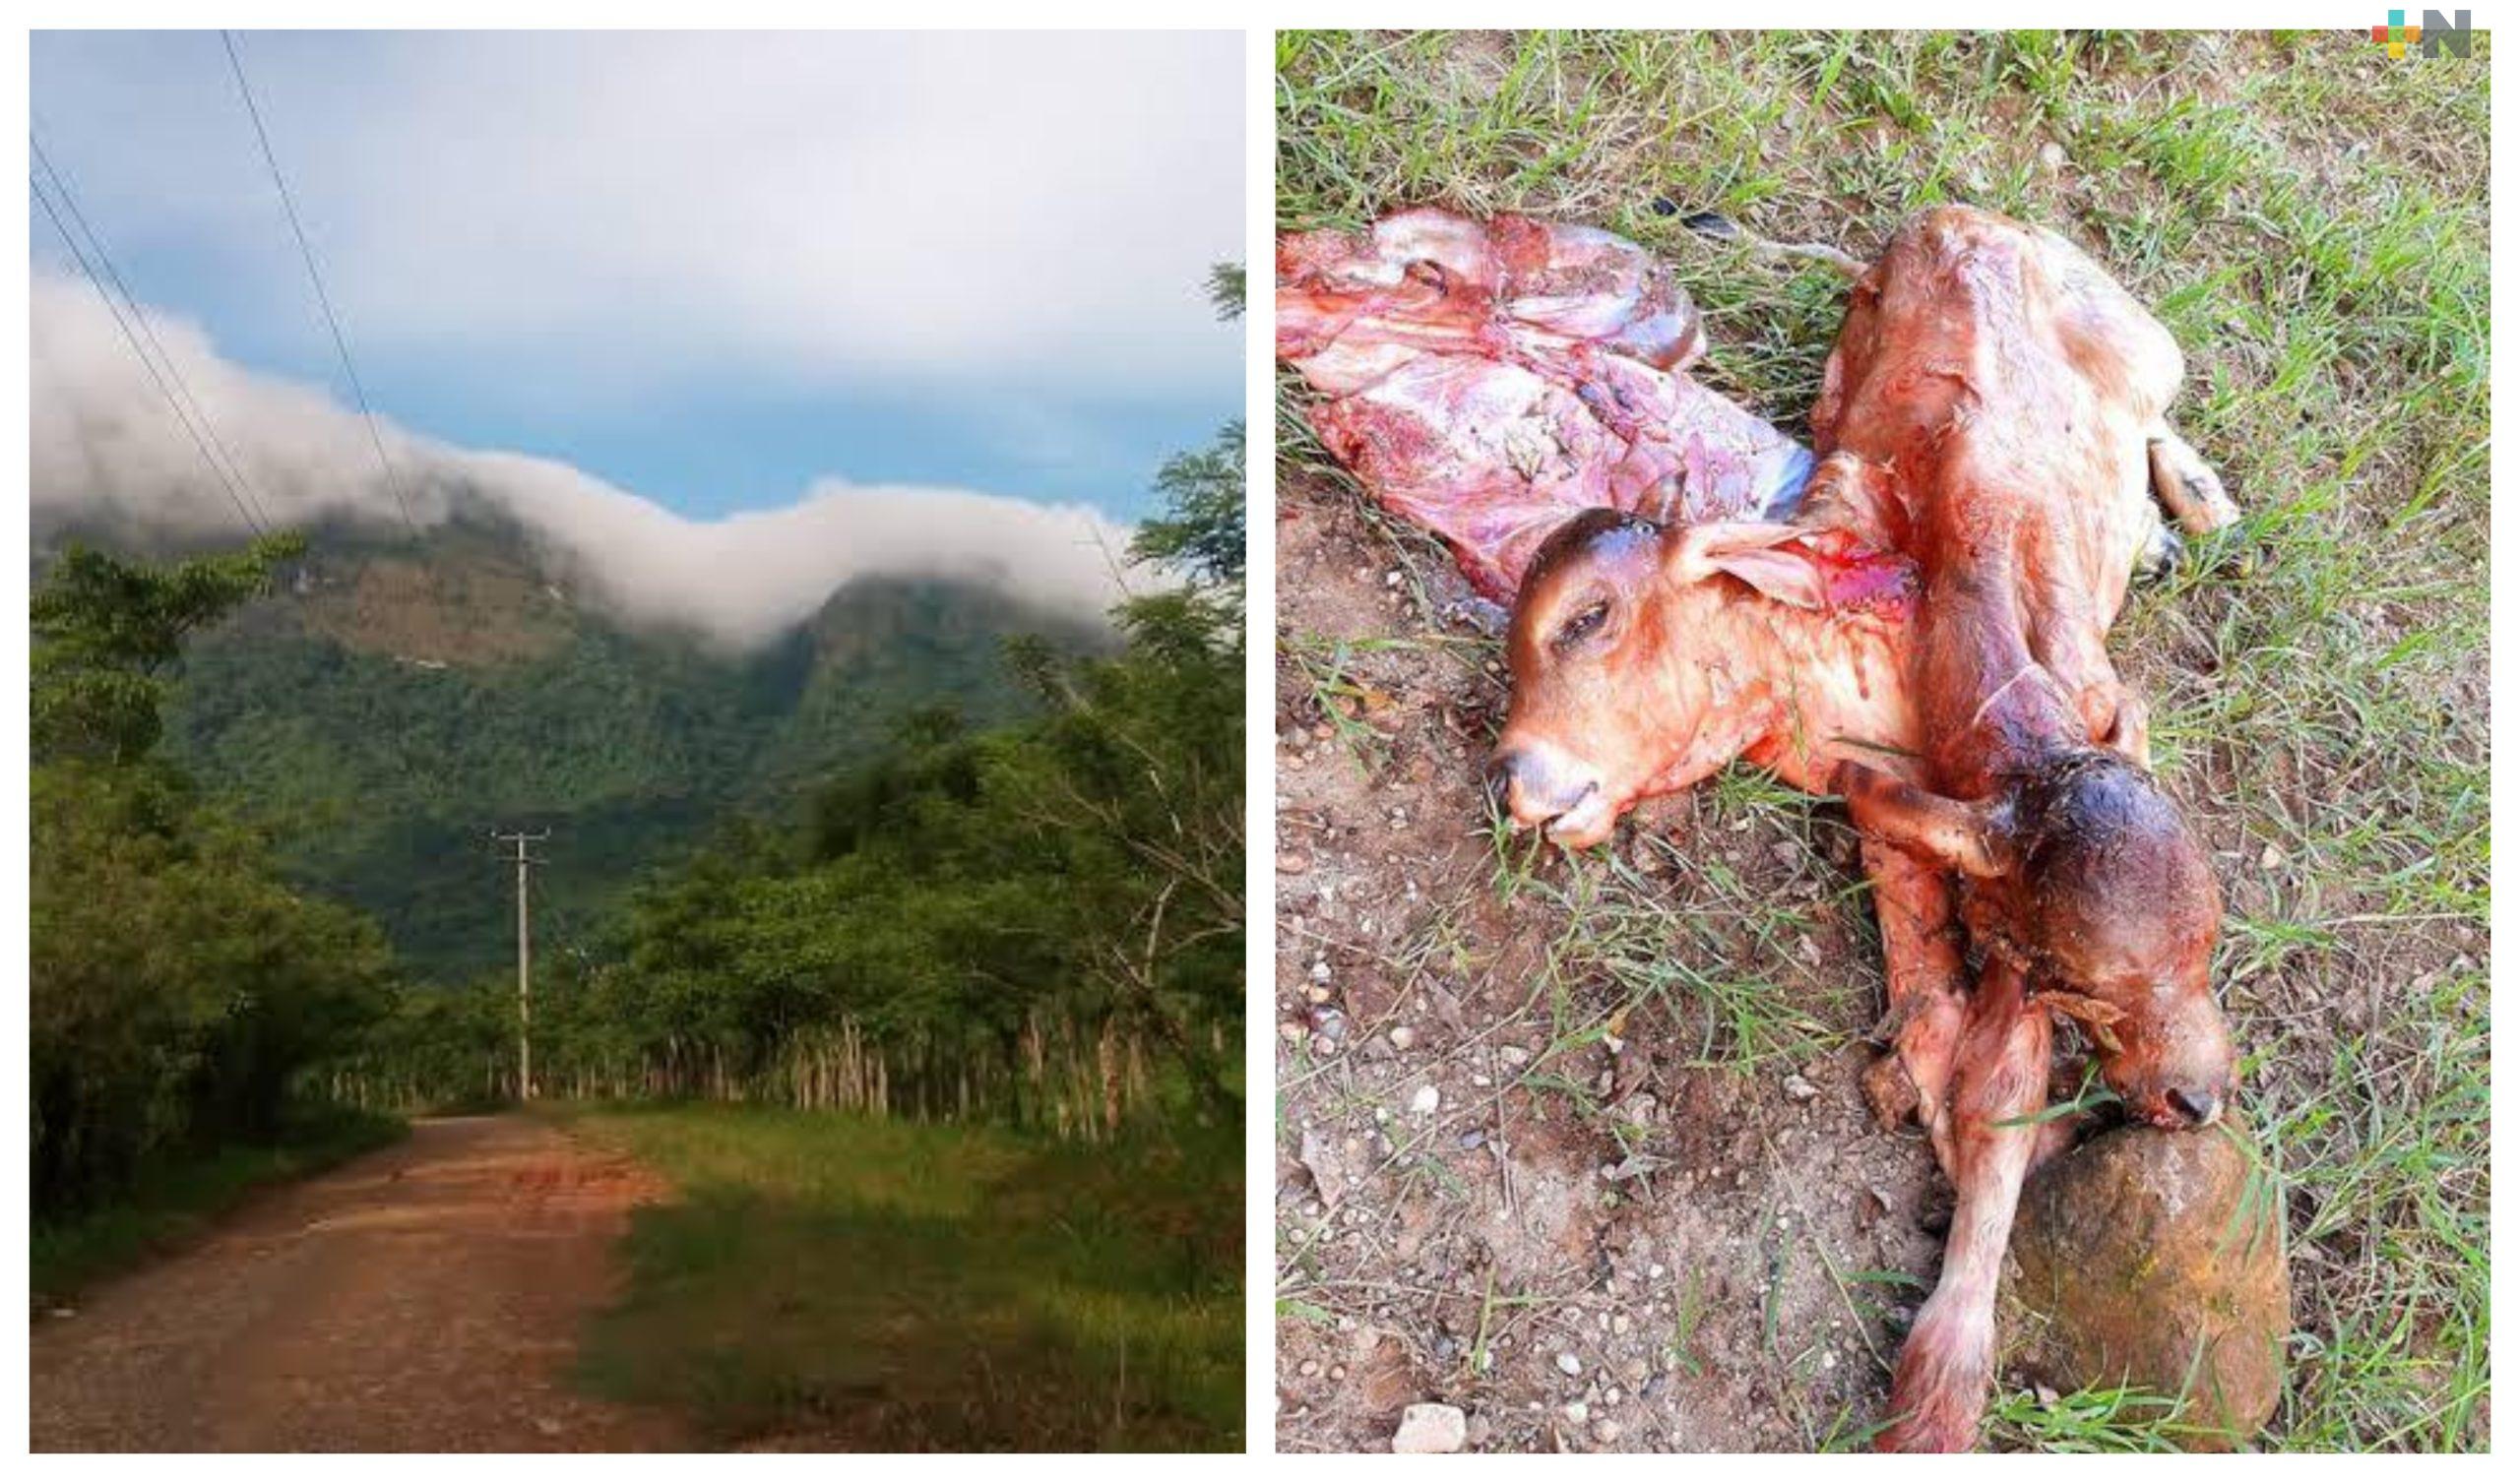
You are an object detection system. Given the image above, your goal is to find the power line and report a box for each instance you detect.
[32,172,270,537]
[32,130,275,536]
[220,29,422,541]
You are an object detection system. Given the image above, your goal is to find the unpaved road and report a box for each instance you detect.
[32,1115,685,1452]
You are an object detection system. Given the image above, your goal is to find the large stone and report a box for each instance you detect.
[1999,1121,2291,1449]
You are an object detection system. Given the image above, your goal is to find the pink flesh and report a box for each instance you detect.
[1279,209,1818,602]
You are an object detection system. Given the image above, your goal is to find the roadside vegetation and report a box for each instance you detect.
[564,1103,1241,1450]
[1276,30,2485,1452]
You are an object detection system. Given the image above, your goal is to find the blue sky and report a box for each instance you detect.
[31,31,1244,522]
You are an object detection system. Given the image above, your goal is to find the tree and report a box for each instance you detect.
[33,532,305,765]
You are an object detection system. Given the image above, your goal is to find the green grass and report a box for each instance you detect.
[1279,29,2488,1452]
[30,1103,408,1306]
[559,1103,1242,1451]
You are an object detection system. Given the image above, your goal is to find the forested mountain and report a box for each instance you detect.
[36,509,1105,982]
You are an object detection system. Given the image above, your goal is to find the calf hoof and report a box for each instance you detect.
[1862,1050,1922,1133]
[2134,523,2184,584]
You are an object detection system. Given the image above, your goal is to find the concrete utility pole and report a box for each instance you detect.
[490,829,549,1100]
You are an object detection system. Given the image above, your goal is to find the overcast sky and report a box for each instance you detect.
[30,30,1244,522]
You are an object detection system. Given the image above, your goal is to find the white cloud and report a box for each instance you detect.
[32,269,1138,648]
[31,30,1245,403]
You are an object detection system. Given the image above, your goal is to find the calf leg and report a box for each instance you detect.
[1877,958,2051,1453]
[2148,428,2241,535]
[1858,838,1969,1167]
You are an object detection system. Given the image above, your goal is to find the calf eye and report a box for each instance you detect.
[1556,599,1611,648]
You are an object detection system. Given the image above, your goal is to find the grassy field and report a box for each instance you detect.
[1276,31,2486,1452]
[560,1104,1242,1451]
[31,1104,407,1307]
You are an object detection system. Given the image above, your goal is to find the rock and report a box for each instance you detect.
[1278,851,1312,874]
[1389,1025,1418,1051]
[2000,1121,2291,1450]
[1410,1084,1442,1116]
[1554,1351,1584,1377]
[1783,1074,1820,1102]
[1392,1402,1468,1453]
[1298,1127,1355,1206]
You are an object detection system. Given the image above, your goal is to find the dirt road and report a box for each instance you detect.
[31,1115,685,1452]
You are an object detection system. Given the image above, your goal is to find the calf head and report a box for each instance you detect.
[1837,752,2234,1129]
[1491,511,1828,847]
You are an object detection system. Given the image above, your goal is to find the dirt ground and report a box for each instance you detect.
[31,1115,684,1452]
[1273,491,1953,1452]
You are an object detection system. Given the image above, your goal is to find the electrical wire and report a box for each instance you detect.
[220,30,423,541]
[32,172,270,537]
[32,130,276,537]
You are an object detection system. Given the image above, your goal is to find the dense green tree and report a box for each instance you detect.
[31,533,394,1211]
[33,532,306,765]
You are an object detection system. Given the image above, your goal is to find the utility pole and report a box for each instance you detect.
[490,829,549,1101]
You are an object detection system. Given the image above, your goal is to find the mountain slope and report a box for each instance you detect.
[141,516,1104,981]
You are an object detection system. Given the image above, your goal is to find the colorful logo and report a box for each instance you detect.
[2372,8,2474,58]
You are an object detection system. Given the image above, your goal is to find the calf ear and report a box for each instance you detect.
[1664,522,1826,609]
[1835,762,2014,879]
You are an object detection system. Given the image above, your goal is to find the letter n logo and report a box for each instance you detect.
[2422,10,2474,56]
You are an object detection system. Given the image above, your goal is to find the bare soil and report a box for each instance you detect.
[1274,489,1947,1452]
[31,1115,684,1452]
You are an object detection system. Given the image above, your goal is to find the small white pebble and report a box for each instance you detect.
[1556,1351,1584,1377]
[1410,1084,1442,1116]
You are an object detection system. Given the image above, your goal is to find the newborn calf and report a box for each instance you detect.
[1807,207,2239,1450]
[1490,209,2243,1451]
[1811,209,2238,1136]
